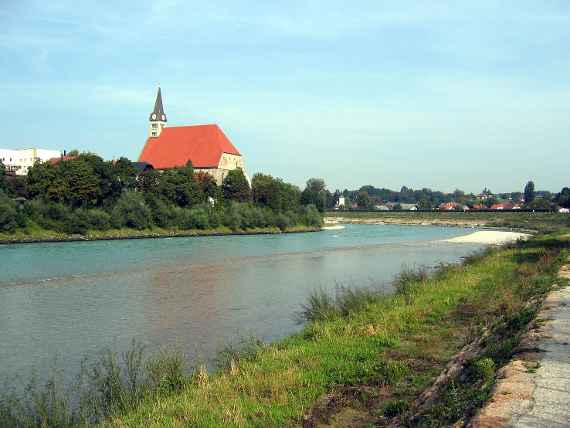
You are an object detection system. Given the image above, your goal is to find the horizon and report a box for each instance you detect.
[1,1,569,193]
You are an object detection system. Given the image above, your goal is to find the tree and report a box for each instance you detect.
[356,191,372,209]
[524,181,535,205]
[222,168,251,203]
[301,178,327,212]
[111,190,152,230]
[0,161,6,192]
[157,164,202,207]
[251,173,301,212]
[0,191,19,232]
[59,159,101,208]
[556,187,570,209]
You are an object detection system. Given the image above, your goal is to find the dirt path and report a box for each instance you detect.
[469,261,570,428]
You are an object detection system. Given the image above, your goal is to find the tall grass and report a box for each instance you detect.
[0,341,187,428]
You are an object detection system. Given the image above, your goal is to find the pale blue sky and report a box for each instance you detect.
[1,1,569,192]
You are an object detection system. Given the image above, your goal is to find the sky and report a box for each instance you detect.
[1,1,569,193]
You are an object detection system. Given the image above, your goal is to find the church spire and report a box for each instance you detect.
[149,86,167,122]
[148,85,167,138]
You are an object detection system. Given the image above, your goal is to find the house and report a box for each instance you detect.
[139,86,248,185]
[335,196,346,209]
[491,201,514,210]
[399,203,418,211]
[0,148,61,176]
[439,202,459,211]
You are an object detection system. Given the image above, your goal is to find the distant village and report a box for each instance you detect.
[334,185,570,213]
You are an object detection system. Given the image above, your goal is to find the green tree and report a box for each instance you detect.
[0,191,19,232]
[556,187,570,209]
[251,173,300,212]
[524,181,536,205]
[301,178,327,212]
[111,190,152,230]
[157,164,202,207]
[59,159,101,208]
[0,161,6,192]
[222,169,251,203]
[356,191,372,209]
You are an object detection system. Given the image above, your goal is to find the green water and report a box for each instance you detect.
[0,224,481,382]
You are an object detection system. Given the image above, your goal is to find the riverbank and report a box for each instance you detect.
[0,225,321,245]
[92,233,569,427]
[325,211,570,233]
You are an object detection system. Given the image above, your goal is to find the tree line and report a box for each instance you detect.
[341,181,570,211]
[0,155,324,234]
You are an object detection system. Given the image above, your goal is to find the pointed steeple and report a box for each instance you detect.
[149,86,167,122]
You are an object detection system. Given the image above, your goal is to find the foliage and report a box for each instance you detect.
[0,191,20,232]
[356,191,373,209]
[524,180,536,205]
[0,160,6,192]
[556,187,570,209]
[0,342,188,427]
[222,168,251,203]
[2,154,323,237]
[111,191,152,230]
[301,178,328,212]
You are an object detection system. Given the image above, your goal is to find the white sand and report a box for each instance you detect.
[322,225,346,231]
[444,231,531,245]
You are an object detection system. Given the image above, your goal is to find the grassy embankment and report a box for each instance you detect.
[0,224,320,244]
[77,233,567,427]
[326,210,570,233]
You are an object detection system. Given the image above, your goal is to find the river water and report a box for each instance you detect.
[0,224,482,383]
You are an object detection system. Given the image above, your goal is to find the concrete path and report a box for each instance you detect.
[513,279,570,427]
[469,262,570,428]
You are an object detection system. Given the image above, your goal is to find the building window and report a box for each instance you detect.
[151,131,157,136]
[151,123,158,129]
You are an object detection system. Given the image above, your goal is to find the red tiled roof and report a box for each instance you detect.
[48,155,78,165]
[139,125,240,169]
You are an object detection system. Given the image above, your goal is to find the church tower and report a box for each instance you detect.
[149,86,167,138]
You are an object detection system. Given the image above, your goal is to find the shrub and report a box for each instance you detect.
[85,209,111,231]
[274,212,291,231]
[0,192,18,232]
[299,204,322,227]
[111,191,152,230]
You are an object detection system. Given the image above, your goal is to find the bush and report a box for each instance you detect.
[274,212,291,231]
[0,192,18,232]
[111,191,152,230]
[175,207,210,230]
[299,204,322,227]
[85,209,111,231]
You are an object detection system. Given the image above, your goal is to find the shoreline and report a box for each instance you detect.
[324,216,539,234]
[0,226,321,246]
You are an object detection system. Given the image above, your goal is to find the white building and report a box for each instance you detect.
[0,148,61,176]
[336,196,346,209]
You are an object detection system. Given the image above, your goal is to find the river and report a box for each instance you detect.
[0,224,482,383]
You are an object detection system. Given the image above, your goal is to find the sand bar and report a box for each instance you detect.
[444,231,531,245]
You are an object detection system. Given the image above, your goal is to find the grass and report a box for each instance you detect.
[326,210,570,233]
[2,233,567,427]
[93,232,569,427]
[0,225,321,245]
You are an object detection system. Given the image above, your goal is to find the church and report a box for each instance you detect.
[138,87,247,185]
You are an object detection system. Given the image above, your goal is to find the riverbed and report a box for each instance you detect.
[0,224,482,383]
